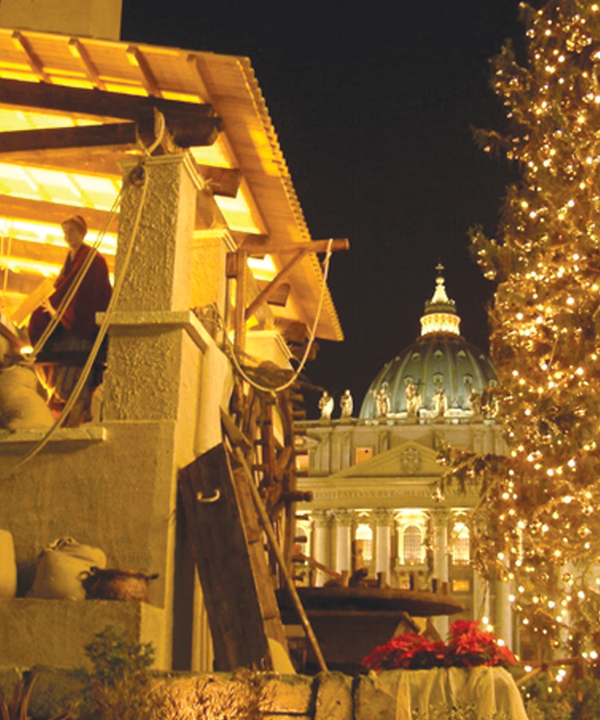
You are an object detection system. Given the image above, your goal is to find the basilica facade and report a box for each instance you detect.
[296,270,518,652]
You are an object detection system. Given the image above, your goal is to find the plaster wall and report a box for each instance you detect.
[0,599,162,668]
[0,0,122,40]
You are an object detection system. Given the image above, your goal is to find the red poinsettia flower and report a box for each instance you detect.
[361,620,517,672]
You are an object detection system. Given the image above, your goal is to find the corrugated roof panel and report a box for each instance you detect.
[0,28,343,341]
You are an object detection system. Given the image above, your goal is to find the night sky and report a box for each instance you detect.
[121,1,525,416]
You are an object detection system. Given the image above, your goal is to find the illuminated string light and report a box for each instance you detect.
[442,0,600,658]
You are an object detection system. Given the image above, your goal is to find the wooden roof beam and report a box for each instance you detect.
[240,238,349,256]
[0,116,220,153]
[0,77,218,124]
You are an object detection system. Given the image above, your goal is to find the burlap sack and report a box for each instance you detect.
[28,537,107,600]
[0,364,54,431]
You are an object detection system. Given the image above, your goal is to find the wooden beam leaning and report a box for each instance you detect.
[245,251,304,321]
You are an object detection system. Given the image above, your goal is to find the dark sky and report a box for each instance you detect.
[121,1,524,415]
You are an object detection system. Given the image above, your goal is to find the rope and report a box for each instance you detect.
[5,157,153,477]
[226,238,334,395]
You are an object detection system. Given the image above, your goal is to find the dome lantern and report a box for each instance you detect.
[420,264,461,337]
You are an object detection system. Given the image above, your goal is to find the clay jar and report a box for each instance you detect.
[84,568,158,601]
[0,529,17,598]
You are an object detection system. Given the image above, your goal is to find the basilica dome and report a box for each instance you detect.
[359,269,496,420]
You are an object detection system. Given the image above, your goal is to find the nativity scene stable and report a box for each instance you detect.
[0,0,347,673]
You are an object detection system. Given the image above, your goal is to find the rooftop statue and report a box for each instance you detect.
[405,379,422,417]
[374,382,391,418]
[340,389,353,418]
[318,390,334,420]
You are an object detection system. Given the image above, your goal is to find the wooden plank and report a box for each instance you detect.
[178,444,271,671]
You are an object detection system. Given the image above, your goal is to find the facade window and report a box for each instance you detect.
[401,524,424,565]
[452,522,470,565]
[355,447,373,464]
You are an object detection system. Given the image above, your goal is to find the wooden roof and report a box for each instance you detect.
[0,28,343,342]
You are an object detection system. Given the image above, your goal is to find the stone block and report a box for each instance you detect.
[353,671,400,720]
[258,672,313,715]
[314,671,352,720]
[153,672,261,720]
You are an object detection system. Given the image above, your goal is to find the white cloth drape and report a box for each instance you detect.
[390,666,528,720]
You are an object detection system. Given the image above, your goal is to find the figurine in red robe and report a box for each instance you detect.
[28,215,112,424]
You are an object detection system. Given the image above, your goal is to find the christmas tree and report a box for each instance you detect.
[441,0,600,657]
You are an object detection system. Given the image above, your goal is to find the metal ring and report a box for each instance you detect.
[196,489,221,503]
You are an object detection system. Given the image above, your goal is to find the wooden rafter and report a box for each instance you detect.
[126,46,162,97]
[67,39,106,91]
[11,32,49,83]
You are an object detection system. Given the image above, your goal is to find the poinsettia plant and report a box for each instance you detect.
[362,620,517,672]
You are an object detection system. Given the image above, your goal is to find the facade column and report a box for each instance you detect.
[473,571,491,623]
[494,576,514,650]
[430,509,450,640]
[332,509,354,578]
[372,508,394,581]
[312,510,331,587]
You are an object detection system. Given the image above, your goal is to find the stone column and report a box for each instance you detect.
[312,511,331,587]
[494,576,514,650]
[372,509,394,580]
[430,509,450,639]
[332,509,354,577]
[473,571,491,623]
